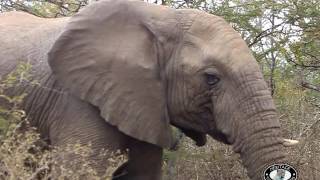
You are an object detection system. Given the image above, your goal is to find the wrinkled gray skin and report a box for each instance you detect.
[0,0,289,179]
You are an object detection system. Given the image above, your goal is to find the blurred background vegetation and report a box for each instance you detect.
[0,0,319,179]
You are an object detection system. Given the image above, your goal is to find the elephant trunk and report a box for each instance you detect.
[231,70,287,179]
[233,112,286,179]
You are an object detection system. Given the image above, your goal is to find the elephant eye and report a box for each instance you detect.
[205,73,220,87]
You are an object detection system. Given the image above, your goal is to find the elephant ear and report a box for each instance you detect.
[48,0,178,148]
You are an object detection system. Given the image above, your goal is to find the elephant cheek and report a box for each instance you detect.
[208,93,236,145]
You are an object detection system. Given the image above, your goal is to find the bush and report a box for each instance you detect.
[0,64,127,179]
[0,123,127,179]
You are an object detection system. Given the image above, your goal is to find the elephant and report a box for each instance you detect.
[0,0,297,179]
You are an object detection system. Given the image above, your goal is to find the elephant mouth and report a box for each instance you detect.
[208,129,231,145]
[179,127,207,146]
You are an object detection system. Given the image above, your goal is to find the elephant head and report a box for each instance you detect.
[48,0,290,179]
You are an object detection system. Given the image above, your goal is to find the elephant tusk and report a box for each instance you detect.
[282,138,299,147]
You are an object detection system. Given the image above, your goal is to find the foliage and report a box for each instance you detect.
[163,138,249,180]
[0,0,88,17]
[0,62,32,139]
[0,126,127,179]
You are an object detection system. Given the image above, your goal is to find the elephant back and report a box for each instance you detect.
[0,12,68,79]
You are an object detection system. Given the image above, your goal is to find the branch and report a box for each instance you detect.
[286,56,320,69]
[248,30,276,47]
[248,20,288,47]
[302,51,320,62]
[248,16,302,47]
[27,166,49,180]
[301,81,320,92]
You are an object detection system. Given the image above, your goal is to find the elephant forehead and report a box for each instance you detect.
[185,14,251,57]
[179,33,233,72]
[179,41,204,70]
[182,25,258,75]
